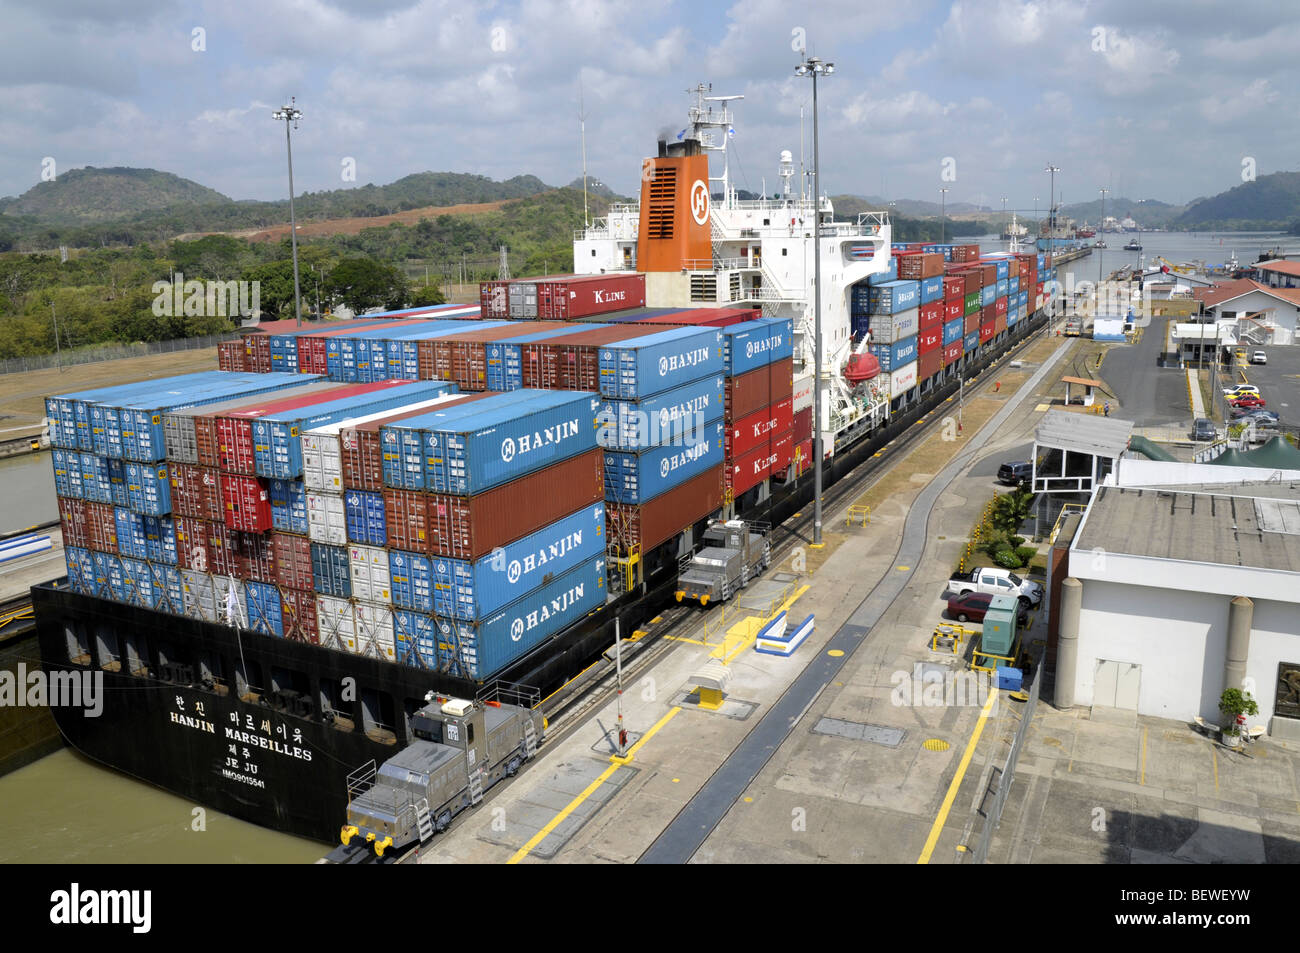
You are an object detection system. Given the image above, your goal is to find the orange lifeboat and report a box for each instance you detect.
[844,352,880,384]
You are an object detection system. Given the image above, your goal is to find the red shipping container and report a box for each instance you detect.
[280,586,320,644]
[977,263,997,287]
[770,429,793,472]
[942,276,965,300]
[425,322,569,390]
[918,325,943,354]
[272,533,314,592]
[523,325,663,391]
[538,274,647,320]
[59,497,89,550]
[919,300,943,330]
[293,320,410,377]
[174,516,212,571]
[388,449,604,559]
[85,501,117,553]
[994,296,1008,317]
[170,463,223,522]
[633,307,758,328]
[726,365,771,423]
[981,304,996,324]
[979,319,997,344]
[792,406,812,444]
[964,272,981,297]
[209,527,275,582]
[793,439,813,477]
[943,298,963,323]
[220,473,273,533]
[606,464,722,555]
[964,310,981,335]
[218,341,246,373]
[243,336,272,374]
[479,280,512,319]
[918,344,942,382]
[943,339,963,367]
[727,432,787,496]
[951,244,980,263]
[341,393,492,491]
[726,397,793,459]
[897,252,944,280]
[995,313,1008,335]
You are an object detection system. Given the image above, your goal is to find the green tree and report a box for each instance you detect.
[240,259,299,319]
[408,284,446,307]
[325,257,408,313]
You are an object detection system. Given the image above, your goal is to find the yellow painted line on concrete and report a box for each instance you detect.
[917,686,1000,864]
[612,705,681,764]
[828,649,844,657]
[1140,727,1148,785]
[507,707,681,864]
[1034,403,1050,412]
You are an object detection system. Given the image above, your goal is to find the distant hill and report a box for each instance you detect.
[1061,196,1185,227]
[566,176,622,200]
[832,194,989,218]
[1174,171,1300,229]
[0,167,230,223]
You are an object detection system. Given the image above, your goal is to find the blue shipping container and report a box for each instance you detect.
[51,450,82,499]
[79,453,112,504]
[598,327,724,401]
[123,462,171,517]
[596,375,724,451]
[603,419,724,504]
[144,515,177,566]
[964,330,979,353]
[403,557,606,680]
[485,324,612,393]
[394,609,438,667]
[866,259,899,286]
[115,508,149,560]
[868,280,920,314]
[311,543,352,598]
[252,380,455,480]
[269,479,310,536]
[118,556,156,608]
[150,562,184,614]
[980,285,997,307]
[868,336,918,372]
[244,580,284,637]
[992,260,1009,281]
[345,490,387,547]
[920,276,944,305]
[942,318,964,347]
[723,318,793,377]
[65,546,95,595]
[996,278,1008,299]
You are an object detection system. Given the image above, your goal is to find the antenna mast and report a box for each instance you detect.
[579,77,589,228]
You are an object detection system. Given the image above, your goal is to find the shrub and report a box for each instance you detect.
[1015,546,1038,565]
[993,549,1022,570]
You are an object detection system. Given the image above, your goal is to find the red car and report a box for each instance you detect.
[946,591,1030,625]
[1230,395,1267,408]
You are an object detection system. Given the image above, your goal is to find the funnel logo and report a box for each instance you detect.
[658,356,668,376]
[501,437,516,462]
[510,617,525,641]
[660,458,671,478]
[508,560,521,584]
[690,180,709,225]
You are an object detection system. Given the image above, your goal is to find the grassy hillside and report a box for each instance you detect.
[1175,171,1300,230]
[1061,196,1185,227]
[0,167,230,224]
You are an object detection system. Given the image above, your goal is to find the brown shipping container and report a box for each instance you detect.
[280,587,320,644]
[978,263,997,287]
[59,497,89,550]
[918,344,942,382]
[174,516,212,572]
[85,501,117,553]
[397,448,604,560]
[272,533,314,592]
[169,463,223,522]
[522,325,662,391]
[341,393,493,491]
[479,280,512,319]
[420,322,569,389]
[897,252,944,280]
[606,464,724,554]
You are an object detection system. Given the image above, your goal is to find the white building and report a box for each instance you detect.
[1057,482,1300,739]
[1197,278,1300,346]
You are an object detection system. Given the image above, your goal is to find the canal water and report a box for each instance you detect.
[3,228,1297,864]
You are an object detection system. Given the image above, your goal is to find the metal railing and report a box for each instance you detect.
[971,666,1041,863]
[0,331,241,376]
[681,257,754,272]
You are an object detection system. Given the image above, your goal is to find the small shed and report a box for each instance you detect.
[1060,375,1109,408]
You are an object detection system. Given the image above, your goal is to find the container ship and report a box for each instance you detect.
[32,85,1060,843]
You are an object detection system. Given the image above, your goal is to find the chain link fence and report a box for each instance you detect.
[971,665,1041,864]
[0,332,241,376]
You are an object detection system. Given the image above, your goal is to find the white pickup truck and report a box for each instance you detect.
[948,566,1043,607]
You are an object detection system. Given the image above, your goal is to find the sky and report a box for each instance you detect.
[1,0,1297,217]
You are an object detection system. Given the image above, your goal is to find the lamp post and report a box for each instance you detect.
[939,187,949,243]
[1044,165,1059,234]
[1098,188,1109,286]
[273,99,304,327]
[796,54,833,547]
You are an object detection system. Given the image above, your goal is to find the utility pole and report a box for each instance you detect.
[1044,165,1060,234]
[273,99,304,327]
[1098,188,1109,289]
[579,78,590,228]
[51,302,62,371]
[796,54,834,547]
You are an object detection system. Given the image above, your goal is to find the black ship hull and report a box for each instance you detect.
[33,312,1049,845]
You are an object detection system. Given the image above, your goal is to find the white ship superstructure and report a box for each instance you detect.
[574,85,895,459]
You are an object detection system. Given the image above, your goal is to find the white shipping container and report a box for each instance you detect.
[348,544,392,602]
[868,306,919,344]
[889,361,918,398]
[307,491,347,545]
[353,600,396,663]
[301,431,344,492]
[792,371,814,413]
[181,570,216,622]
[316,594,356,653]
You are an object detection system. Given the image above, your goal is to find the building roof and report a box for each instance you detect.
[1061,375,1107,387]
[1196,278,1300,310]
[1074,485,1300,573]
[1172,322,1231,341]
[1254,260,1300,278]
[1035,409,1132,458]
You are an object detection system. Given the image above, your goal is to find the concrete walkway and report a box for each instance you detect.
[1186,368,1206,418]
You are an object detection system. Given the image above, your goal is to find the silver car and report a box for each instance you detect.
[1252,350,1267,364]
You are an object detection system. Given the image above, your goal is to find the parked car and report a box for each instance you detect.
[946,591,1030,626]
[1191,418,1217,441]
[949,566,1044,607]
[1231,408,1280,425]
[1222,384,1260,398]
[1251,350,1267,365]
[1229,395,1267,409]
[997,461,1033,486]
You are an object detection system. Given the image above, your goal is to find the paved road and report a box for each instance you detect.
[1097,318,1188,426]
[639,339,1073,864]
